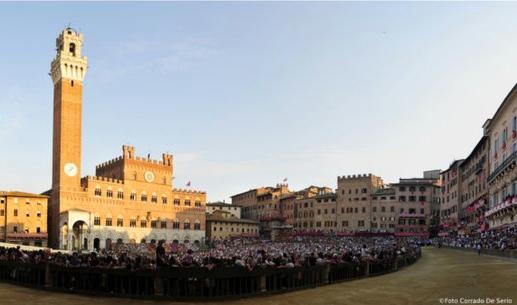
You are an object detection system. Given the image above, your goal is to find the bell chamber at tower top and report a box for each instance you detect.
[50,27,88,84]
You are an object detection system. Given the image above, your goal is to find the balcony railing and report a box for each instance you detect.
[488,150,517,183]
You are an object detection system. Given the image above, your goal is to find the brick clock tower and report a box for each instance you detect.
[49,28,87,248]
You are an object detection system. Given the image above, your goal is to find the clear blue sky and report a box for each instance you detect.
[0,2,516,201]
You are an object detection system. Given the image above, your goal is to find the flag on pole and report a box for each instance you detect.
[186,181,191,187]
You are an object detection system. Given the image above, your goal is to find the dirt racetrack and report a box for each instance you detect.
[0,247,515,305]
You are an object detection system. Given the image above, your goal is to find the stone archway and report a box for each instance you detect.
[72,220,89,251]
[93,238,100,250]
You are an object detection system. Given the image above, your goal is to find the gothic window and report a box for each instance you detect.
[151,193,157,203]
[141,193,147,202]
[94,187,101,196]
[69,43,76,56]
[117,190,124,199]
[184,200,191,206]
[195,200,201,207]
[162,196,167,204]
[161,221,167,229]
[94,217,100,226]
[105,217,112,226]
[184,220,190,230]
[194,221,201,230]
[174,199,180,206]
[151,220,157,228]
[106,189,113,198]
[130,191,136,200]
[173,219,180,229]
[140,220,147,228]
[117,218,123,227]
[130,219,136,227]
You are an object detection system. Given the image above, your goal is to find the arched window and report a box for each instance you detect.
[173,219,180,229]
[93,238,100,250]
[151,193,157,203]
[130,191,136,200]
[194,220,201,230]
[69,43,76,56]
[184,219,190,230]
[106,188,113,198]
[94,186,101,196]
[117,189,124,199]
[141,192,148,202]
[117,217,123,227]
[162,195,167,204]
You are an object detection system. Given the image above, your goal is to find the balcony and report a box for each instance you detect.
[485,196,517,217]
[488,150,517,183]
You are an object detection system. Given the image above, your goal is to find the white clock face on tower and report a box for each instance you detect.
[64,163,78,177]
[144,171,155,183]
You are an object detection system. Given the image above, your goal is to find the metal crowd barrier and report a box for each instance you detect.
[0,251,421,300]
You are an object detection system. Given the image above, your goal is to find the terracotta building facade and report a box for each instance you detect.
[485,84,517,229]
[439,160,463,235]
[232,172,440,237]
[0,191,48,247]
[48,28,206,250]
[205,203,259,240]
[458,135,489,234]
[336,174,385,232]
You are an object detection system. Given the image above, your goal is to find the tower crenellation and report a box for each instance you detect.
[50,28,87,84]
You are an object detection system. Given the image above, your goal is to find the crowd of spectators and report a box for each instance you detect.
[434,225,517,251]
[0,236,421,272]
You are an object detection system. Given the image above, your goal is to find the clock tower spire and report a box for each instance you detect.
[49,28,87,248]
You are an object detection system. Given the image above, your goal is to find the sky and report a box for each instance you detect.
[0,2,516,202]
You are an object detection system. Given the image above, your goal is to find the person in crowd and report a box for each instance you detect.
[0,235,423,272]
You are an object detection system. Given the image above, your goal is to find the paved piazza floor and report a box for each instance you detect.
[0,247,516,305]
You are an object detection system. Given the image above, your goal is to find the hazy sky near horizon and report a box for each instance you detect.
[0,2,516,201]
